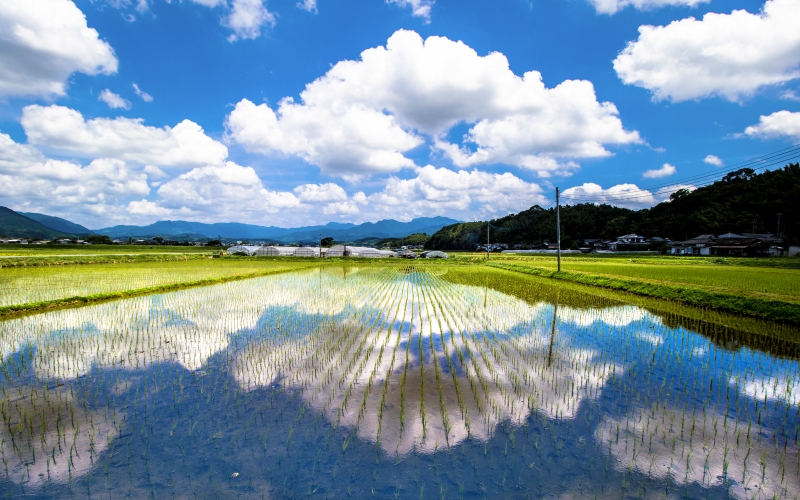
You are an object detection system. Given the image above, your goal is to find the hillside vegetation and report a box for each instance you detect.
[427,164,800,250]
[20,212,94,235]
[0,207,70,239]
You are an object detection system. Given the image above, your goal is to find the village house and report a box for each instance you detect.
[668,233,783,257]
[607,234,649,252]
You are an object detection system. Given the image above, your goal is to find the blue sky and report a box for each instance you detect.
[0,0,798,229]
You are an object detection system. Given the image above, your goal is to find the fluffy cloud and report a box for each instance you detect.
[0,133,150,225]
[703,154,723,166]
[561,182,690,209]
[102,0,272,40]
[743,110,800,140]
[110,164,548,226]
[99,89,131,110]
[294,183,348,203]
[614,0,800,101]
[226,98,421,176]
[588,0,707,15]
[222,0,275,41]
[155,162,300,217]
[387,0,434,20]
[642,163,675,178]
[297,0,317,12]
[21,105,228,168]
[227,30,640,177]
[0,0,117,97]
[362,165,547,220]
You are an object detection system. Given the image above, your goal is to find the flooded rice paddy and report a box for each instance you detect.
[0,266,798,498]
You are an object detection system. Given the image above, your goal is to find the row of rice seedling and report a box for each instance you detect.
[495,256,800,302]
[0,259,309,307]
[227,266,633,456]
[0,264,796,498]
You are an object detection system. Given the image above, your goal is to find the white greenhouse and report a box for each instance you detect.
[325,245,348,257]
[226,245,261,256]
[355,248,383,258]
[293,247,322,257]
[424,251,448,259]
[325,245,396,258]
[253,246,298,257]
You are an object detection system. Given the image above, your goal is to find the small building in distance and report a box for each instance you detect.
[476,243,508,252]
[668,233,783,257]
[608,234,649,252]
[667,234,716,255]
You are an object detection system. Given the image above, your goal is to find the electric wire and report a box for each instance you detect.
[561,144,800,203]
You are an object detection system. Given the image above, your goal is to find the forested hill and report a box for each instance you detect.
[426,164,800,250]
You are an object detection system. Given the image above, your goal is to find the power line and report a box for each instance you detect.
[563,145,800,203]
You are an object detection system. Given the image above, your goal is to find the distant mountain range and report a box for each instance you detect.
[20,212,95,235]
[97,217,461,243]
[0,207,72,239]
[0,205,460,243]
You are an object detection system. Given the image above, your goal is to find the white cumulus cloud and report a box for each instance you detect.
[0,133,150,225]
[155,162,300,217]
[119,164,548,226]
[0,0,117,98]
[223,0,276,41]
[294,183,348,203]
[226,98,421,176]
[363,165,548,221]
[614,0,800,102]
[98,89,131,110]
[743,110,800,140]
[588,0,708,15]
[560,182,691,209]
[642,163,676,178]
[21,105,228,169]
[227,30,640,178]
[387,0,434,20]
[297,0,317,12]
[703,154,723,166]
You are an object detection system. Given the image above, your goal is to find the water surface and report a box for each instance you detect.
[0,266,797,498]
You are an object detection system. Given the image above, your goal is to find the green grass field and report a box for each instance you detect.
[0,259,314,308]
[491,255,800,303]
[0,244,214,256]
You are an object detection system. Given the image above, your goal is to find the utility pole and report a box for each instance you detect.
[777,213,782,239]
[556,187,561,272]
[218,234,221,254]
[319,233,322,258]
[487,222,490,260]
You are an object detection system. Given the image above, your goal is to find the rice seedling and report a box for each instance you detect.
[0,263,796,498]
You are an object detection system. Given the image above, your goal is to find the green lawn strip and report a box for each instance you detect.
[492,258,800,303]
[0,253,213,268]
[492,254,800,270]
[0,265,314,318]
[487,261,800,325]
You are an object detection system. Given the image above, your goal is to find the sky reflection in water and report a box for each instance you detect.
[0,266,797,498]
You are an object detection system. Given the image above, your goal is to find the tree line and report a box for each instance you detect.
[426,164,800,250]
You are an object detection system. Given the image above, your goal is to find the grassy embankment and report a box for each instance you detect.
[0,244,215,267]
[0,259,316,318]
[485,255,800,325]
